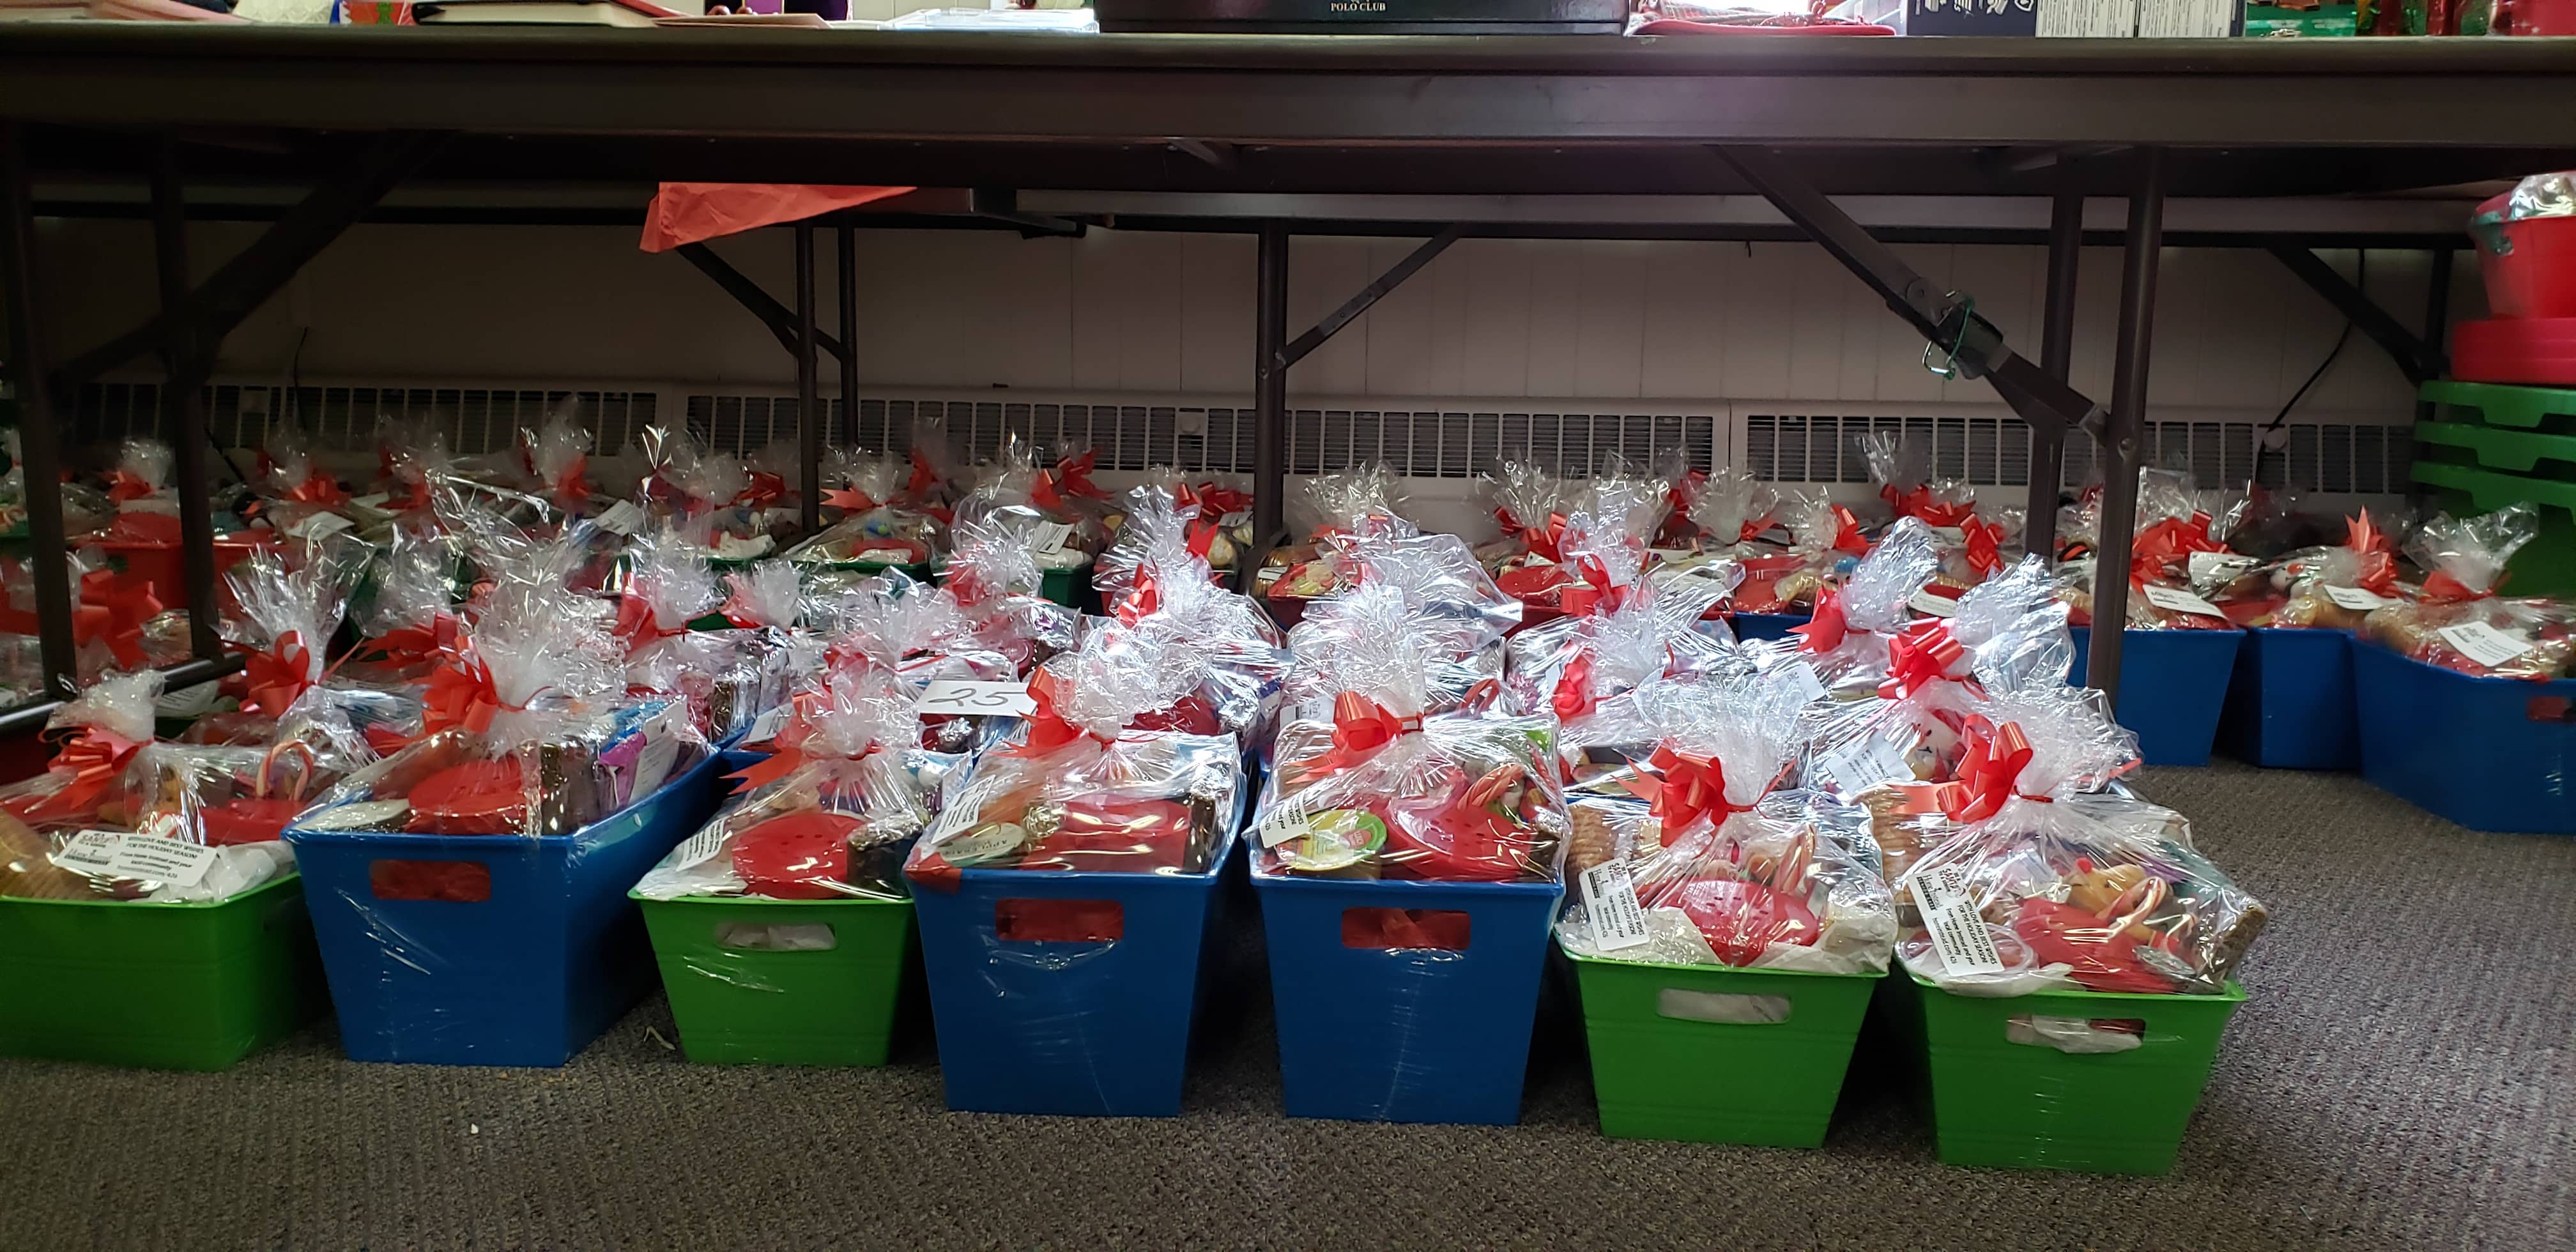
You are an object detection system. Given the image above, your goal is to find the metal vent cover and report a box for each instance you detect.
[1739,411,2411,495]
[68,382,659,459]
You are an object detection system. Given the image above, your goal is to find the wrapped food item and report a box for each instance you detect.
[1894,690,2267,998]
[639,424,774,561]
[521,399,599,517]
[98,436,178,534]
[2364,504,2574,680]
[1257,463,1412,604]
[1183,476,1256,571]
[1737,491,1867,613]
[1556,666,1896,973]
[952,437,1110,573]
[6,740,303,905]
[345,526,463,680]
[0,670,164,830]
[637,666,933,901]
[1255,579,1567,882]
[2208,509,2399,630]
[1686,464,1777,554]
[905,631,1244,887]
[790,449,943,568]
[939,514,1080,674]
[1098,485,1291,742]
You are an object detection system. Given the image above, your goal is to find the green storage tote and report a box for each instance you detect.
[1890,972,2246,1176]
[636,893,916,1067]
[0,874,324,1071]
[2409,461,2576,599]
[1567,950,1876,1148]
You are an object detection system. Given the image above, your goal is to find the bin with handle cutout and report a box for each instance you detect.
[1566,952,1877,1147]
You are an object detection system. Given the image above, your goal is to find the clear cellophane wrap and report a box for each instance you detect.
[1504,510,1735,729]
[2363,503,2572,679]
[1096,486,1291,744]
[1265,463,1413,600]
[1556,665,1894,973]
[638,664,933,902]
[2206,508,2401,630]
[790,450,941,567]
[1786,515,1945,689]
[258,425,354,538]
[1255,578,1568,882]
[217,546,356,726]
[1687,464,1777,554]
[1893,687,2268,998]
[905,628,1245,885]
[638,424,770,560]
[2057,468,2241,630]
[521,400,598,515]
[1284,526,1520,716]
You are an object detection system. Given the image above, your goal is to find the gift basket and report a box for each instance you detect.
[1476,457,1668,628]
[1732,489,1868,624]
[2350,503,2576,832]
[520,401,600,519]
[1251,573,1570,1124]
[1096,484,1291,744]
[631,665,935,1065]
[1885,688,2267,1173]
[1257,462,1411,620]
[2208,510,2401,769]
[2055,468,2250,765]
[640,424,778,563]
[949,438,1110,607]
[0,670,328,1069]
[901,625,1246,1117]
[1556,664,1894,1147]
[1783,515,1946,691]
[786,448,944,574]
[256,425,360,542]
[0,553,169,685]
[88,436,273,608]
[284,581,731,1066]
[1503,509,1736,732]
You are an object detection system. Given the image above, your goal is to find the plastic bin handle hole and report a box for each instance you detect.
[995,898,1123,943]
[1655,988,1791,1025]
[2004,1014,2149,1054]
[716,921,838,951]
[1340,907,1470,951]
[367,859,493,903]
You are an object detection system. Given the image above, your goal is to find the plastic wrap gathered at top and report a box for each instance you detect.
[1790,515,1946,686]
[2363,503,2574,680]
[1892,687,2269,1002]
[637,666,937,903]
[1557,664,1893,975]
[1284,526,1520,718]
[1504,511,1738,729]
[1685,464,1777,553]
[1255,577,1569,883]
[951,438,1110,571]
[1266,464,1414,602]
[2057,467,2241,631]
[257,425,356,538]
[930,514,1080,673]
[1092,485,1291,744]
[520,401,599,516]
[904,629,1245,889]
[2207,509,2400,630]
[638,424,775,561]
[788,449,943,569]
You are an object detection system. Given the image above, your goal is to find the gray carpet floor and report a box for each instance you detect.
[3,763,2570,1251]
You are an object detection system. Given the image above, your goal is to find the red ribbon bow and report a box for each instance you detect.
[11,726,147,823]
[739,471,788,510]
[905,450,943,502]
[1551,650,1597,722]
[1666,468,1708,514]
[1625,744,1751,836]
[1197,485,1253,519]
[68,569,162,669]
[363,612,459,668]
[1829,505,1869,556]
[1115,567,1164,625]
[1328,691,1422,759]
[614,594,687,655]
[1793,585,1850,654]
[2130,512,2224,586]
[2347,508,2398,594]
[1963,515,2006,578]
[724,689,882,793]
[1931,719,2042,824]
[1003,669,1106,758]
[1557,554,1628,618]
[421,654,520,737]
[238,630,316,717]
[549,455,594,508]
[1879,618,1969,700]
[823,486,879,513]
[1030,451,1108,512]
[104,470,158,504]
[1521,512,1570,563]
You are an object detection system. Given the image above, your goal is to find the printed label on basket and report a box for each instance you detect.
[1910,865,2005,975]
[745,704,790,746]
[593,500,646,537]
[628,708,684,800]
[1908,589,1960,618]
[1926,525,1966,544]
[1256,784,1346,848]
[295,798,412,832]
[2438,620,2534,669]
[671,824,731,871]
[1219,510,1250,529]
[2324,584,2393,612]
[1579,860,1652,952]
[1784,661,1827,704]
[351,492,392,510]
[55,830,219,887]
[1815,737,1913,793]
[286,510,356,540]
[1032,521,1075,556]
[917,680,1037,719]
[2188,551,2257,585]
[2140,583,2227,619]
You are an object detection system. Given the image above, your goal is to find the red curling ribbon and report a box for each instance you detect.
[1551,650,1597,722]
[739,471,788,510]
[1029,450,1107,512]
[1829,505,1869,556]
[1963,515,2005,578]
[823,486,879,513]
[2347,508,2396,594]
[1327,691,1420,759]
[1930,719,2043,824]
[1878,617,1968,700]
[1557,555,1628,618]
[1793,585,1850,654]
[238,630,316,717]
[614,594,687,655]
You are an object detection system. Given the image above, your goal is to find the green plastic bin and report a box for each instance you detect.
[2410,460,2576,598]
[636,892,916,1066]
[2421,378,2576,436]
[0,874,325,1071]
[1568,950,1878,1148]
[1892,972,2247,1176]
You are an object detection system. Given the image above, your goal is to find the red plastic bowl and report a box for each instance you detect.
[2473,190,2576,320]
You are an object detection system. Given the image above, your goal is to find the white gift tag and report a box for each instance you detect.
[2188,551,2256,585]
[1817,737,1912,793]
[56,830,219,887]
[917,680,1036,719]
[287,511,356,540]
[1579,861,1652,952]
[627,708,684,799]
[51,830,121,878]
[351,492,392,510]
[1219,510,1251,529]
[1032,520,1075,556]
[594,500,646,536]
[1927,525,1966,544]
[671,825,731,871]
[1910,864,2005,975]
[1783,661,1827,705]
[1908,588,1960,618]
[2324,584,2392,612]
[745,704,790,746]
[2438,620,2533,669]
[2140,583,2226,619]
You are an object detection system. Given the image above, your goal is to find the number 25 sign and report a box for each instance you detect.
[916,680,1038,718]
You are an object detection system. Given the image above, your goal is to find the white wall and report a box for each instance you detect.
[34,216,2469,422]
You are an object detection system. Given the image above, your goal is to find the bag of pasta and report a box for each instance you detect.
[1893,687,2267,998]
[1558,665,1895,973]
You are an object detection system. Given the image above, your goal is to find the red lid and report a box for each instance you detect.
[732,811,861,899]
[202,797,306,846]
[406,758,529,835]
[2452,317,2576,388]
[1020,795,1192,873]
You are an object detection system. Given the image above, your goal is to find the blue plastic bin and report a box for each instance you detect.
[2352,641,2576,834]
[1254,874,1561,1125]
[910,859,1229,1117]
[1730,612,1811,642]
[2219,627,2359,770]
[286,749,731,1066]
[2068,627,2243,767]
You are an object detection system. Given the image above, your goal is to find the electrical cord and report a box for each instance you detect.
[2251,250,2363,492]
